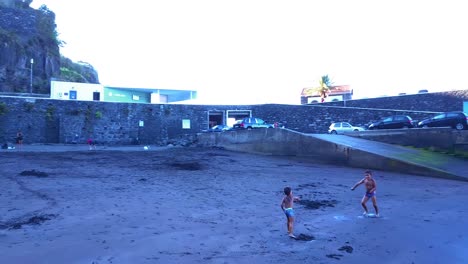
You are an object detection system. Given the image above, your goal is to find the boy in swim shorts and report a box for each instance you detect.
[351,170,379,217]
[280,186,300,238]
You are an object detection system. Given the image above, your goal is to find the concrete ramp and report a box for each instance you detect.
[197,129,468,181]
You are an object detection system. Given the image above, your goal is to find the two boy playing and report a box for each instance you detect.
[281,170,379,238]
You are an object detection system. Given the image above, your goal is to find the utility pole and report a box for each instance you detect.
[30,58,34,94]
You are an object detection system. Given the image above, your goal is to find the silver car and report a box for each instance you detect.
[328,122,365,134]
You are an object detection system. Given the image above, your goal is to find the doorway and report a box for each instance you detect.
[69,90,77,100]
[226,110,251,127]
[208,111,224,128]
[93,92,100,101]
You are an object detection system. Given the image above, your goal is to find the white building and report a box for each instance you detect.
[50,81,197,104]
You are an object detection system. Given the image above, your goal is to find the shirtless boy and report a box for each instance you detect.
[16,130,23,148]
[351,170,379,217]
[280,187,300,238]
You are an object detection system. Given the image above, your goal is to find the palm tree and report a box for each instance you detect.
[300,75,335,103]
[316,75,333,103]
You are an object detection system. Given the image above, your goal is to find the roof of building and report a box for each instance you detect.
[105,86,197,102]
[301,85,352,97]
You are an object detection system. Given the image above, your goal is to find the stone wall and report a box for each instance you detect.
[316,90,468,112]
[271,89,468,133]
[0,89,467,145]
[0,98,209,145]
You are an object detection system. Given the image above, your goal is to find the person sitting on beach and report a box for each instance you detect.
[280,186,300,238]
[351,170,379,217]
[87,138,96,150]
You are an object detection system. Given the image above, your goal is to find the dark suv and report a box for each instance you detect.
[232,117,274,130]
[417,112,468,130]
[368,115,414,130]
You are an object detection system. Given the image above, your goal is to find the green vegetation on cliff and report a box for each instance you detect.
[0,1,99,94]
[60,56,99,83]
[36,4,64,51]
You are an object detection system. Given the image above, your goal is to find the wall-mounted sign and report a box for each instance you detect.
[69,90,77,100]
[182,119,191,129]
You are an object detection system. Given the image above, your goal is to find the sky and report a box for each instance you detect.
[30,0,468,105]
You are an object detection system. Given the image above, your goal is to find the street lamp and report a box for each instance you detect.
[30,58,34,94]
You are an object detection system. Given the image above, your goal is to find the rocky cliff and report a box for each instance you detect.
[0,1,99,94]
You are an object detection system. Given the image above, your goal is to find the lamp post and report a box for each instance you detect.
[29,58,34,94]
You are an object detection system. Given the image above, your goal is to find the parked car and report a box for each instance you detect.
[328,122,365,134]
[206,125,231,132]
[417,111,468,130]
[368,115,414,130]
[232,117,274,130]
[231,120,242,130]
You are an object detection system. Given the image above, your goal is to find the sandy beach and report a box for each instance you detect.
[1,146,467,264]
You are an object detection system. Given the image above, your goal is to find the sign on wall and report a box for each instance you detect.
[182,119,191,129]
[69,90,77,100]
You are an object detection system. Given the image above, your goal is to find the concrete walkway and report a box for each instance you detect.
[312,134,467,181]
